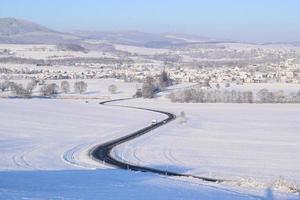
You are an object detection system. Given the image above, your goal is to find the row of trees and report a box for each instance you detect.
[256,89,300,103]
[168,88,300,103]
[1,80,119,98]
[0,80,89,98]
[61,81,117,95]
[10,81,37,98]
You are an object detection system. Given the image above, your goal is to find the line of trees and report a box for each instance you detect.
[168,88,300,103]
[0,80,88,98]
[256,89,300,103]
[61,81,70,93]
[10,81,37,98]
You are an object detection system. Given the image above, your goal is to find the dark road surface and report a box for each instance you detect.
[89,98,224,183]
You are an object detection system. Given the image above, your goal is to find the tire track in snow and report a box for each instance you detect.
[164,148,183,166]
[11,145,40,170]
[62,142,98,169]
[12,155,25,168]
[132,147,145,165]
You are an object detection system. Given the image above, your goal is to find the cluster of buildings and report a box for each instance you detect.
[171,64,300,84]
[1,61,300,84]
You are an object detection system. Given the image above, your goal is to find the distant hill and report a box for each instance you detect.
[0,17,217,48]
[71,30,187,47]
[261,41,300,47]
[0,18,80,44]
[0,18,52,35]
[162,32,213,42]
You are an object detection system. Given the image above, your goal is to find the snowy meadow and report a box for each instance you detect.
[0,79,299,199]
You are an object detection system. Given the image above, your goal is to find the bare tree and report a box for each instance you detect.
[257,89,272,103]
[158,70,172,89]
[273,90,285,103]
[26,80,37,94]
[10,83,25,97]
[0,81,9,92]
[9,82,33,98]
[108,84,117,94]
[183,89,193,102]
[61,81,70,93]
[142,82,155,98]
[178,111,187,124]
[40,83,59,97]
[244,91,254,103]
[297,90,300,102]
[142,76,157,99]
[74,81,88,94]
[134,88,143,98]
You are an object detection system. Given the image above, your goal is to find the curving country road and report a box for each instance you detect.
[89,98,225,183]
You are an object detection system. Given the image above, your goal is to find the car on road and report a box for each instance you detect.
[151,119,157,125]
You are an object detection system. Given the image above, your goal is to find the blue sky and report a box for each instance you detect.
[0,0,299,42]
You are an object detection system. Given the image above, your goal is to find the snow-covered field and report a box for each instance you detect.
[0,98,276,200]
[112,99,300,185]
[0,81,299,199]
[0,44,116,59]
[0,99,166,170]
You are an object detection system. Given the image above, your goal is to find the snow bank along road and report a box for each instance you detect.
[90,98,225,183]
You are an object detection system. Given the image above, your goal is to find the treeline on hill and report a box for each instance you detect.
[168,87,300,103]
[0,57,132,65]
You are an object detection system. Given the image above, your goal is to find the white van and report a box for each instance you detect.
[151,119,157,125]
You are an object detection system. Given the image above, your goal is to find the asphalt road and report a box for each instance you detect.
[89,98,224,183]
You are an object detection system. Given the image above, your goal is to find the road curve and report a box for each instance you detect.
[89,98,225,183]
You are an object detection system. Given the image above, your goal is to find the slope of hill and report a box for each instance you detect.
[162,32,213,42]
[0,18,80,44]
[0,18,52,35]
[71,30,186,47]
